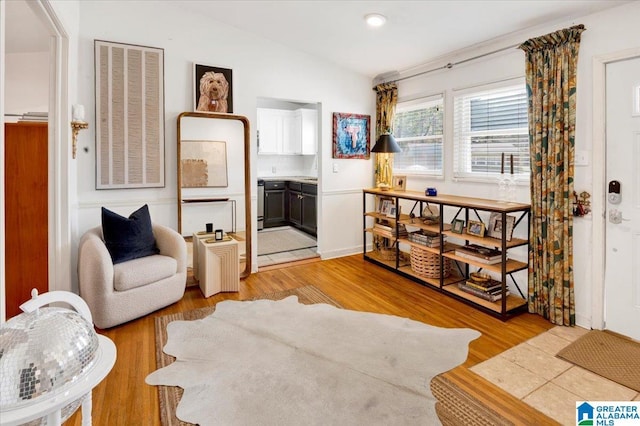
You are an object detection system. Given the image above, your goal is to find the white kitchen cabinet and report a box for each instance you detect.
[257,108,283,154]
[300,109,317,155]
[257,108,317,155]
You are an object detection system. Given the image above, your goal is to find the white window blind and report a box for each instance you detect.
[393,95,444,176]
[453,80,529,181]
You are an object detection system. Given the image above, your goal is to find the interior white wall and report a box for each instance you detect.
[4,52,49,117]
[1,0,6,322]
[392,1,640,328]
[72,1,374,275]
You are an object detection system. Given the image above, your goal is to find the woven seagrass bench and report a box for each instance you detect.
[430,368,561,426]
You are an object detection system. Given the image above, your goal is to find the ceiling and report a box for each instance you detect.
[6,0,630,78]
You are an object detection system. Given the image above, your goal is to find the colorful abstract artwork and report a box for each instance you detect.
[332,113,371,159]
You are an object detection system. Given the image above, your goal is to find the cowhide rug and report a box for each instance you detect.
[146,296,480,425]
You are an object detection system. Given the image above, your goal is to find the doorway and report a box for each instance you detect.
[256,97,320,269]
[603,55,640,341]
[591,48,640,340]
[2,0,70,320]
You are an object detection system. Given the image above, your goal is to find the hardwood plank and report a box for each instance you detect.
[65,254,553,425]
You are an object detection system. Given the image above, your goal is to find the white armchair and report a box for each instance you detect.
[78,224,187,329]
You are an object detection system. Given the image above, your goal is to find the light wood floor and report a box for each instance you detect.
[66,254,555,425]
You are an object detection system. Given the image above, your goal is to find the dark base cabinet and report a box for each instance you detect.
[264,180,317,236]
[300,184,317,236]
[264,181,287,228]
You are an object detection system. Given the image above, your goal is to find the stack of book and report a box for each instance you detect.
[455,244,503,264]
[408,230,445,247]
[374,222,408,238]
[458,278,508,302]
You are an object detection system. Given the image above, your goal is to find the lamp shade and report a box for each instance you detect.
[371,134,401,153]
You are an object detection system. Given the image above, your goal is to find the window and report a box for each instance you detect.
[392,95,444,176]
[453,80,529,181]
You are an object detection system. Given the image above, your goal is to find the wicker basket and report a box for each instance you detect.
[410,246,451,278]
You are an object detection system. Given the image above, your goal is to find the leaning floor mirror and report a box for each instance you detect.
[177,112,252,279]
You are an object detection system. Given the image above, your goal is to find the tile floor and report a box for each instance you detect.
[257,247,318,268]
[471,326,640,425]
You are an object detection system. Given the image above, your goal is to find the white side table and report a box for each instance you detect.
[191,232,215,281]
[1,335,117,426]
[196,236,239,298]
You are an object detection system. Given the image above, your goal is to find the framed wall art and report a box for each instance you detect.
[95,40,165,189]
[487,213,516,241]
[451,219,465,234]
[194,63,233,113]
[180,140,228,188]
[466,220,486,237]
[332,112,370,159]
[392,175,407,191]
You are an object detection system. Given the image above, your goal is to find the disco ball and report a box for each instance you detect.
[0,293,99,425]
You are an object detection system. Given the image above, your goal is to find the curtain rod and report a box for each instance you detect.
[375,42,521,87]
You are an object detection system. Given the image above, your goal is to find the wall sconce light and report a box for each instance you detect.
[371,133,401,190]
[71,104,88,159]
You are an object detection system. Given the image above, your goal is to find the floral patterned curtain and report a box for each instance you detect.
[519,25,585,326]
[374,83,398,186]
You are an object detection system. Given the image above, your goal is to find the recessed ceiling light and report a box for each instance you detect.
[365,13,386,28]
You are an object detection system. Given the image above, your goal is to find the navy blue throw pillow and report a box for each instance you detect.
[101,204,159,264]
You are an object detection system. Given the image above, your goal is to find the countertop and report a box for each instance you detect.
[259,176,317,184]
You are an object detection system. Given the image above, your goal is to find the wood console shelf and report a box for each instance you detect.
[363,188,531,319]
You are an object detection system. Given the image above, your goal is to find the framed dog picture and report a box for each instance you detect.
[194,63,233,113]
[332,112,371,159]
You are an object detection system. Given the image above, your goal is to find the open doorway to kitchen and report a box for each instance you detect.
[256,97,320,269]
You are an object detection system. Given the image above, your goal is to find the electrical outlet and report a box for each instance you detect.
[333,163,339,173]
[272,166,277,174]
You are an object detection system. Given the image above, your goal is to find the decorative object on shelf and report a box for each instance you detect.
[371,133,401,189]
[206,223,213,233]
[451,219,465,234]
[95,40,165,189]
[421,205,440,225]
[497,152,517,202]
[425,187,437,196]
[194,63,232,113]
[469,271,491,283]
[180,140,228,187]
[392,175,407,191]
[215,229,224,241]
[377,197,394,215]
[332,112,371,159]
[386,205,398,218]
[455,244,502,265]
[408,230,444,247]
[487,213,516,241]
[410,246,451,278]
[466,220,486,237]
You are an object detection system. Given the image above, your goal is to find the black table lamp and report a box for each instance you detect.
[371,133,401,190]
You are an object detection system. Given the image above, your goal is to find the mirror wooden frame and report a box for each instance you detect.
[177,112,252,279]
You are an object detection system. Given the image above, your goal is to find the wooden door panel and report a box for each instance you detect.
[5,122,48,318]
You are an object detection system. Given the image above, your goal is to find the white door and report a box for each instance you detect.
[604,56,640,341]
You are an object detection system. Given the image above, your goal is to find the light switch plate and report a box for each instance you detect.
[575,150,590,166]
